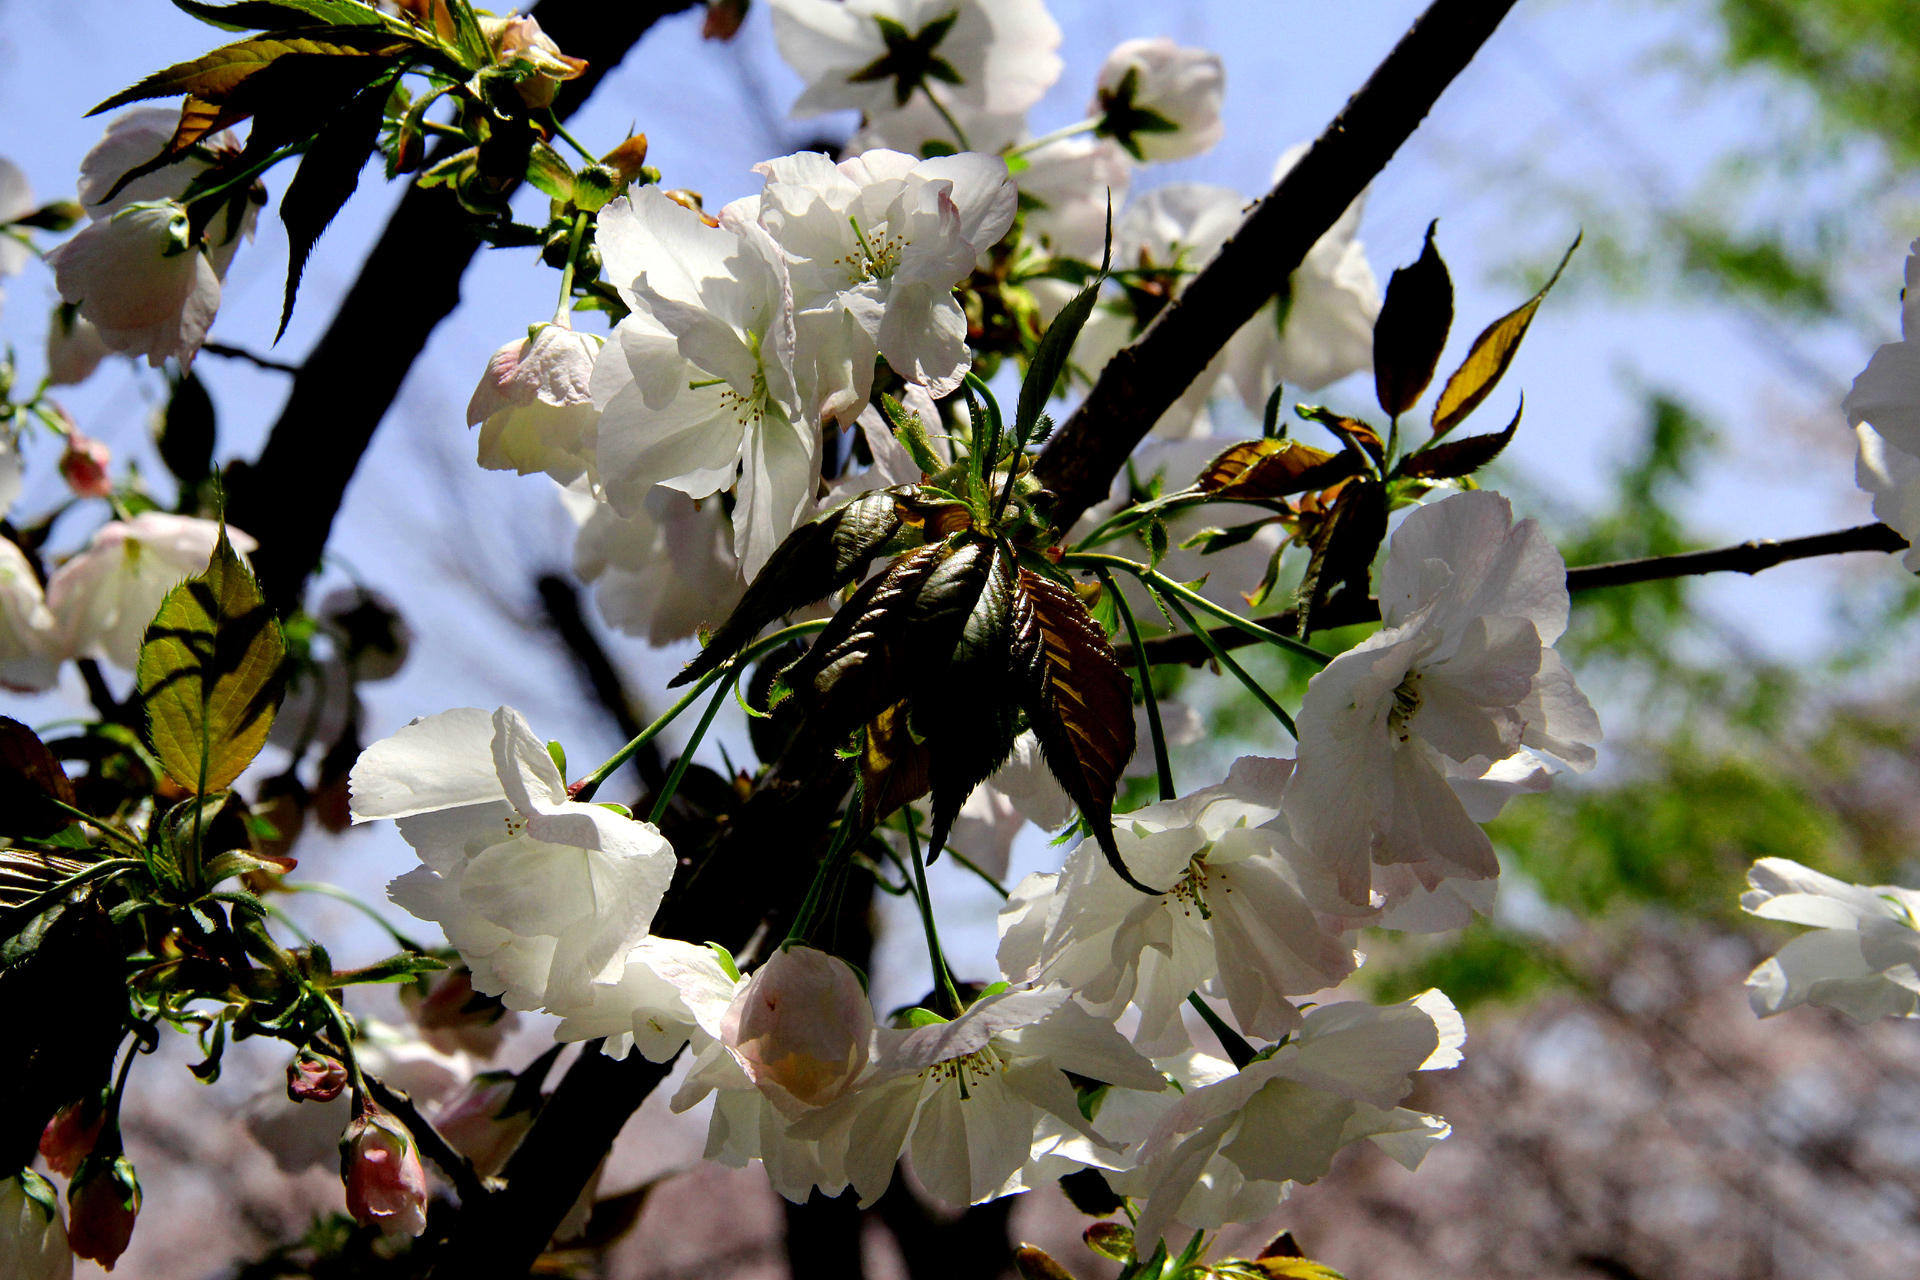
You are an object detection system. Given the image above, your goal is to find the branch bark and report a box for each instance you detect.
[1031,0,1525,534]
[225,0,702,615]
[1117,521,1913,668]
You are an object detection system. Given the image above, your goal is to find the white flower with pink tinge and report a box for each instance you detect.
[1844,238,1920,570]
[1093,38,1226,163]
[1285,490,1601,913]
[468,316,604,488]
[47,513,253,670]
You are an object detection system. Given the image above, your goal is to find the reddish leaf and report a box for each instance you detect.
[0,718,78,839]
[1400,395,1522,480]
[1194,438,1362,503]
[1430,232,1579,439]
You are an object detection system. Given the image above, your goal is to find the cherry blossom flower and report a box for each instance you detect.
[468,317,603,487]
[1015,135,1133,263]
[1844,238,1920,568]
[771,0,1062,122]
[1285,491,1601,910]
[554,936,737,1061]
[1741,857,1920,1022]
[65,1155,139,1268]
[0,538,59,692]
[341,1102,429,1238]
[353,706,677,1014]
[754,148,1016,416]
[591,187,816,578]
[725,945,876,1112]
[0,158,37,312]
[561,483,746,645]
[2,1172,71,1280]
[48,109,257,369]
[398,966,518,1059]
[433,1073,532,1176]
[46,307,110,387]
[483,14,587,109]
[789,985,1164,1209]
[1000,758,1360,1053]
[1127,991,1462,1251]
[1093,38,1226,163]
[46,513,252,670]
[58,429,112,499]
[848,97,1026,159]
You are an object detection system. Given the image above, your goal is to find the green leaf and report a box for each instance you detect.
[671,489,909,688]
[90,31,411,116]
[439,0,495,69]
[525,141,576,202]
[1401,395,1523,480]
[1013,570,1144,892]
[276,74,391,338]
[137,530,288,794]
[172,0,389,31]
[1018,276,1105,449]
[1429,231,1579,439]
[917,544,1021,855]
[1083,1221,1135,1262]
[1372,220,1453,419]
[323,951,447,986]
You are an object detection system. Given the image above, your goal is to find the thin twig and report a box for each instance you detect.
[200,343,301,375]
[1117,522,1914,668]
[363,1072,489,1206]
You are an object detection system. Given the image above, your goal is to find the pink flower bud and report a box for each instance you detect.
[340,1102,428,1237]
[38,1098,104,1177]
[399,966,516,1058]
[432,1073,530,1177]
[287,1052,348,1103]
[722,945,873,1111]
[58,429,112,499]
[66,1154,139,1269]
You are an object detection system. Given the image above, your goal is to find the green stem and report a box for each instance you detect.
[288,881,425,952]
[1187,992,1256,1070]
[1158,590,1298,741]
[545,111,598,163]
[554,210,589,319]
[921,85,972,152]
[648,671,735,825]
[1064,551,1331,668]
[323,994,370,1099]
[784,786,864,948]
[575,621,828,801]
[1007,116,1102,159]
[905,813,964,1017]
[946,846,1009,899]
[1102,569,1175,801]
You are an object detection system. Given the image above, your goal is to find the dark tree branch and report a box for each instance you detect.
[1116,521,1914,668]
[200,342,301,375]
[225,0,703,615]
[1032,0,1524,533]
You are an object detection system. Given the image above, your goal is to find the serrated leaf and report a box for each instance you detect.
[173,0,388,31]
[1430,231,1579,439]
[90,31,411,116]
[1013,570,1144,892]
[787,541,993,751]
[277,75,390,338]
[0,718,78,839]
[1018,276,1103,449]
[137,531,288,794]
[1294,478,1386,638]
[1372,219,1453,419]
[1401,395,1522,480]
[917,544,1020,856]
[1194,438,1362,502]
[672,489,908,688]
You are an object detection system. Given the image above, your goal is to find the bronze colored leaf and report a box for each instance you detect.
[672,489,907,688]
[0,719,77,839]
[1297,405,1385,466]
[1194,438,1362,503]
[1013,570,1145,892]
[1294,478,1386,638]
[1400,395,1522,480]
[1429,232,1579,439]
[90,32,413,117]
[860,701,931,830]
[1372,220,1453,419]
[918,543,1021,857]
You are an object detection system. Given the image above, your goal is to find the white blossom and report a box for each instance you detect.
[469,317,603,487]
[1843,238,1920,568]
[47,513,253,670]
[849,98,1025,159]
[591,187,817,579]
[46,308,111,387]
[1742,857,1920,1022]
[0,158,37,307]
[1127,992,1462,1251]
[1220,143,1379,404]
[1015,135,1133,264]
[2,1173,71,1280]
[1093,38,1226,163]
[561,482,745,646]
[771,0,1062,122]
[0,537,57,692]
[554,936,738,1062]
[1285,491,1601,911]
[1000,758,1359,1053]
[755,148,1015,416]
[789,985,1164,1209]
[353,706,677,1014]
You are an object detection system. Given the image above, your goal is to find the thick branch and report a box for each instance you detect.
[1032,0,1523,533]
[226,0,702,614]
[1117,522,1913,668]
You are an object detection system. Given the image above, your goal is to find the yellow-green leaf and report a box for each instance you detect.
[1428,231,1579,440]
[137,532,287,794]
[90,33,409,116]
